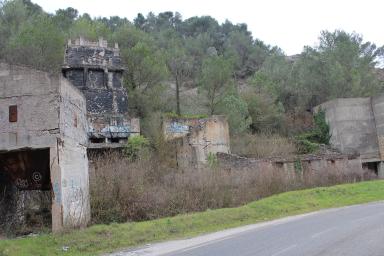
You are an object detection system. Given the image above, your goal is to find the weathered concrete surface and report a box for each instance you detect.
[217,152,364,179]
[315,98,380,162]
[63,38,136,143]
[58,78,90,228]
[377,162,384,179]
[164,116,230,167]
[0,63,60,151]
[371,95,384,159]
[0,63,90,233]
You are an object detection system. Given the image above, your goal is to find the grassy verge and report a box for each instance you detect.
[1,180,384,256]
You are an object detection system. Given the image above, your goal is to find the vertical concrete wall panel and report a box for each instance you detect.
[58,142,90,227]
[59,77,90,228]
[371,95,384,160]
[316,98,380,161]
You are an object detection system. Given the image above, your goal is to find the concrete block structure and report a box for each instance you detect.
[0,63,90,233]
[63,37,139,149]
[316,96,384,178]
[163,115,230,168]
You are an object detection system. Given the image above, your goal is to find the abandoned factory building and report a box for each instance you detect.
[0,38,139,234]
[316,96,384,178]
[63,37,140,146]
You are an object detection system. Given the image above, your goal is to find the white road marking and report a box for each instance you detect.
[271,244,297,256]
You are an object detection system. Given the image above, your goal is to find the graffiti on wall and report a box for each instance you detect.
[53,182,61,204]
[168,122,190,134]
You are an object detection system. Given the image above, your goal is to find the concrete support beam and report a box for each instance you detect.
[378,162,384,179]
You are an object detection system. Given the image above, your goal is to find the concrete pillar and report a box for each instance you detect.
[378,162,384,179]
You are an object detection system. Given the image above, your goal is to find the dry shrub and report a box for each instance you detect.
[90,152,376,224]
[231,133,297,158]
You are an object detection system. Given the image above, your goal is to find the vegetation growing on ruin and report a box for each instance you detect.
[1,180,384,256]
[296,109,331,153]
[123,135,150,161]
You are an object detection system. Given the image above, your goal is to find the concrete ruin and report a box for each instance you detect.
[316,96,384,178]
[218,152,365,181]
[0,63,90,233]
[0,38,139,234]
[163,115,230,168]
[63,37,139,149]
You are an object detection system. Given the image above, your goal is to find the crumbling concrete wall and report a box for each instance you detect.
[0,63,90,233]
[217,152,364,178]
[164,115,230,167]
[315,98,380,162]
[63,38,137,144]
[0,63,60,150]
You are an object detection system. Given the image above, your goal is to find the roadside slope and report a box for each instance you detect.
[1,180,384,256]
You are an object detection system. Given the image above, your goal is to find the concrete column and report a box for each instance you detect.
[377,162,384,179]
[50,145,63,232]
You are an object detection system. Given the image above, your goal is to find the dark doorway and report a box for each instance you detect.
[362,162,378,175]
[0,149,52,236]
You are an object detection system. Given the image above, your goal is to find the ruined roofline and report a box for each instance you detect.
[67,37,119,50]
[0,61,61,76]
[164,114,228,121]
[313,96,373,112]
[217,151,360,164]
[0,62,87,103]
[61,64,125,71]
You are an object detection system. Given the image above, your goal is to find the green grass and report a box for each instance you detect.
[1,180,384,256]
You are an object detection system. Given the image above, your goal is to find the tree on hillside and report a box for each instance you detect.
[217,93,252,134]
[5,14,65,71]
[199,55,234,114]
[166,43,193,115]
[0,0,29,56]
[293,30,384,108]
[53,7,78,32]
[224,30,271,78]
[69,15,110,40]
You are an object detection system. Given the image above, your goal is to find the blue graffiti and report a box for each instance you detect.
[53,182,61,204]
[168,122,189,133]
[101,125,130,134]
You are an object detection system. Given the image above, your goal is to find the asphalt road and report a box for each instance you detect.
[113,202,384,256]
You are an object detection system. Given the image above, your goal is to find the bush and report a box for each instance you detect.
[217,94,252,134]
[89,152,375,224]
[124,135,150,160]
[295,109,331,153]
[242,91,284,134]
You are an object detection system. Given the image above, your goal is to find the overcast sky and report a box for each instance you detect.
[31,0,384,55]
